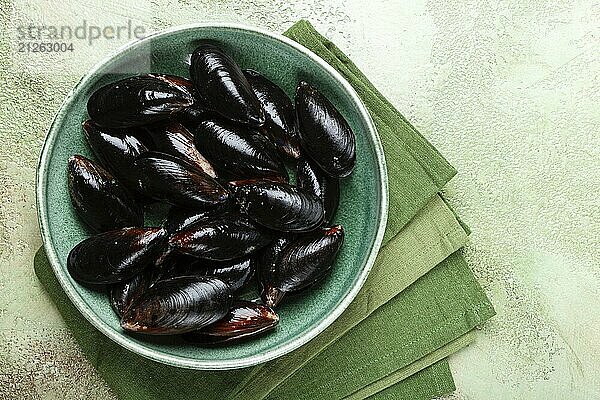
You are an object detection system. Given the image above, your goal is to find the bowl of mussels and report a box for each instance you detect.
[36,24,388,369]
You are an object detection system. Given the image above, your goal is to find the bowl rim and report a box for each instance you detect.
[36,22,389,370]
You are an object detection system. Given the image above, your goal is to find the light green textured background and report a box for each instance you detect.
[1,1,599,399]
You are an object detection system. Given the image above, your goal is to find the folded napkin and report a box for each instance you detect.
[33,20,494,399]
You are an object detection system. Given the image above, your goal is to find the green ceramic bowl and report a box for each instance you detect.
[36,24,388,370]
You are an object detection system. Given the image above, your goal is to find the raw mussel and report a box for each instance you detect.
[190,42,264,127]
[82,120,149,195]
[163,257,256,292]
[121,276,232,335]
[261,225,344,307]
[164,205,229,234]
[295,81,356,177]
[169,214,272,261]
[145,121,217,178]
[135,152,229,209]
[110,269,153,317]
[233,180,324,232]
[67,227,167,285]
[296,158,340,224]
[195,119,288,181]
[87,74,194,128]
[244,69,301,161]
[185,301,279,343]
[68,155,143,232]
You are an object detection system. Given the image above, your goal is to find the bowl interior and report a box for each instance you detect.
[38,25,386,369]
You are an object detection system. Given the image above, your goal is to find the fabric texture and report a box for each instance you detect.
[33,20,495,400]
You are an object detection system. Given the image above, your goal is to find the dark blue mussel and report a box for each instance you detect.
[87,74,195,128]
[144,121,218,178]
[134,152,229,209]
[194,119,288,181]
[82,120,149,196]
[232,180,324,232]
[169,214,272,261]
[261,225,344,307]
[185,301,279,343]
[68,155,143,232]
[295,81,356,178]
[110,269,154,318]
[296,158,340,225]
[190,42,265,127]
[244,69,302,161]
[67,227,167,285]
[164,205,229,235]
[120,276,233,335]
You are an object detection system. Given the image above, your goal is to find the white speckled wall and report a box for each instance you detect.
[1,1,598,398]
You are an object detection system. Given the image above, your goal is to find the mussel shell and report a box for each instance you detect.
[164,205,228,234]
[163,257,256,292]
[87,74,194,128]
[110,269,153,317]
[82,120,148,195]
[185,301,278,343]
[195,119,288,181]
[121,276,233,335]
[135,152,229,209]
[296,158,340,224]
[67,227,167,285]
[295,81,356,178]
[233,181,324,232]
[68,155,143,232]
[261,225,344,307]
[243,69,301,161]
[190,42,264,127]
[169,214,272,261]
[257,234,295,283]
[145,121,217,178]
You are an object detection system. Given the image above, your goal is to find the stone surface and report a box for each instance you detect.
[1,0,598,398]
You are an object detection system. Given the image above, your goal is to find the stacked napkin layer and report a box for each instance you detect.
[34,20,494,399]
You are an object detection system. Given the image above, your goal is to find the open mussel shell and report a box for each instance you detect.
[144,121,218,178]
[184,301,279,343]
[195,119,288,181]
[87,74,194,128]
[169,214,272,261]
[135,152,229,209]
[233,180,324,232]
[162,257,256,292]
[67,227,167,285]
[121,276,233,335]
[261,225,344,307]
[295,81,356,178]
[296,158,340,225]
[68,155,143,232]
[82,120,149,196]
[243,69,302,161]
[110,269,153,318]
[190,42,264,127]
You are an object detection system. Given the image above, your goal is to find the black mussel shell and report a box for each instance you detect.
[82,120,149,195]
[169,214,272,261]
[195,119,288,181]
[68,155,143,232]
[135,152,229,209]
[144,121,218,178]
[162,257,256,292]
[67,227,167,285]
[295,81,356,178]
[257,234,295,283]
[296,158,340,224]
[243,69,301,161]
[185,301,278,343]
[262,225,344,307]
[233,180,324,232]
[190,42,264,127]
[87,74,194,128]
[110,269,153,317]
[164,205,229,234]
[121,276,233,335]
